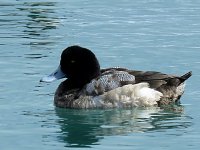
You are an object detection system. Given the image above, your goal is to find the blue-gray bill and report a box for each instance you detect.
[40,65,66,82]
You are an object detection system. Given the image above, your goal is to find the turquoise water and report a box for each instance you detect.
[0,0,200,149]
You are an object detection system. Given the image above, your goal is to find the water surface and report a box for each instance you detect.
[0,0,200,149]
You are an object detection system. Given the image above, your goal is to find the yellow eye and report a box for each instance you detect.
[71,60,76,63]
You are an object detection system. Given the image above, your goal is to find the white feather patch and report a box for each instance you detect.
[176,83,185,96]
[97,83,163,107]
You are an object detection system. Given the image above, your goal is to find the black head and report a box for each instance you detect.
[60,45,101,85]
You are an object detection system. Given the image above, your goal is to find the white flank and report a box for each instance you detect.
[97,83,163,107]
[176,83,185,96]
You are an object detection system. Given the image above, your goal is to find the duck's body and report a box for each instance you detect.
[41,46,192,109]
[53,67,191,108]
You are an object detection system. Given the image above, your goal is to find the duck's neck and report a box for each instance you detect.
[73,70,101,88]
[61,68,101,90]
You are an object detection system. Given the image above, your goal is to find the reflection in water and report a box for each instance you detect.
[54,107,192,148]
[19,2,58,33]
[17,2,59,47]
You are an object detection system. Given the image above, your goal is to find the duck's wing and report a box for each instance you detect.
[101,67,192,88]
[86,69,136,95]
[101,67,128,73]
[127,70,192,88]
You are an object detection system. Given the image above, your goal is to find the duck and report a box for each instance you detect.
[40,45,192,109]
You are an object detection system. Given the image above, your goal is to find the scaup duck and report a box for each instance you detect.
[40,45,192,109]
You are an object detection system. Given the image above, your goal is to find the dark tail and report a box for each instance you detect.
[180,71,192,83]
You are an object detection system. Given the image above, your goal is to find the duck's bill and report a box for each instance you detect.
[40,65,66,82]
